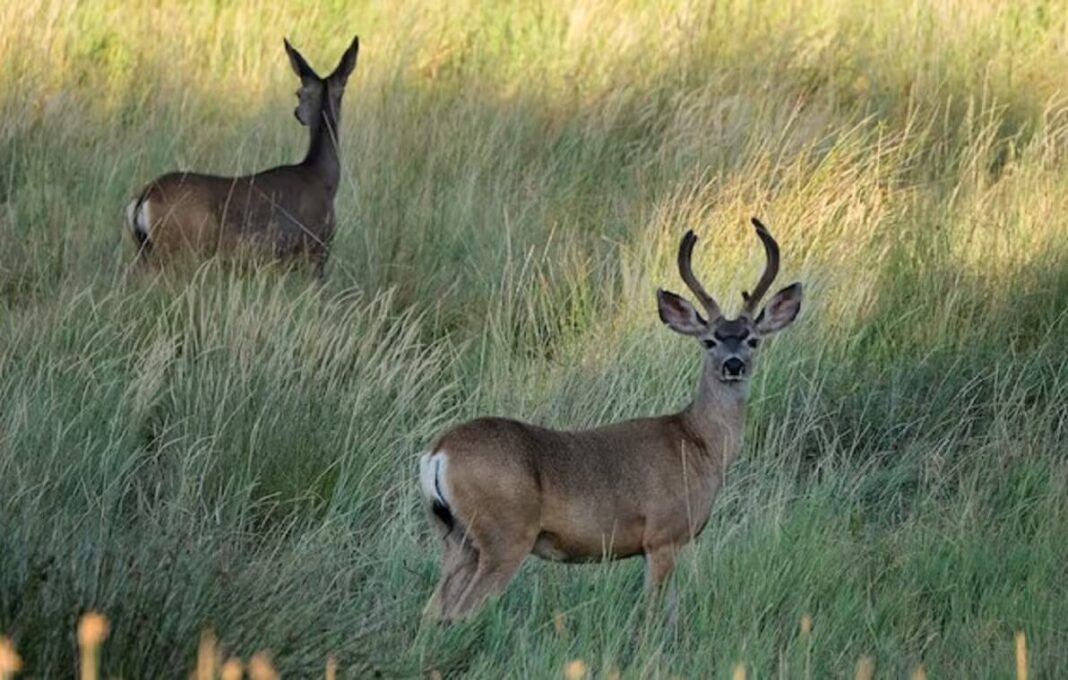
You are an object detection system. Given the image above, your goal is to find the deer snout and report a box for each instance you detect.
[722,357,746,380]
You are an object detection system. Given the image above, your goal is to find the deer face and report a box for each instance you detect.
[284,36,360,127]
[657,221,802,384]
[701,317,759,382]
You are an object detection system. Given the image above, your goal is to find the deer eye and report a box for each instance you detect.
[747,338,760,348]
[702,338,717,349]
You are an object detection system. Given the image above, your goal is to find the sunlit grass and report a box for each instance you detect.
[1,0,1066,677]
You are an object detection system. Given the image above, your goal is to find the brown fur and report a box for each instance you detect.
[124,36,359,278]
[133,168,337,267]
[420,222,804,622]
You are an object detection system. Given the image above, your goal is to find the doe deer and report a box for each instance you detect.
[418,219,803,622]
[123,35,359,278]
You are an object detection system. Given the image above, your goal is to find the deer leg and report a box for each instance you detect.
[444,548,528,622]
[438,544,479,619]
[643,545,679,628]
[424,534,478,621]
[423,534,460,620]
[443,515,537,622]
[316,250,330,282]
[643,545,677,590]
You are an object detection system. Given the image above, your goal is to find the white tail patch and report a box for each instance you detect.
[418,450,450,507]
[124,196,152,244]
[123,199,138,234]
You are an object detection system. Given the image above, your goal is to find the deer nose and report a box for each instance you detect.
[722,357,746,378]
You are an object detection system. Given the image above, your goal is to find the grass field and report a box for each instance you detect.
[1,0,1067,676]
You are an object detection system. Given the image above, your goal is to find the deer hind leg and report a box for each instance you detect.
[444,548,527,622]
[442,519,538,622]
[424,532,478,621]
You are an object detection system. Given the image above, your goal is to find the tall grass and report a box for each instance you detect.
[1,0,1066,676]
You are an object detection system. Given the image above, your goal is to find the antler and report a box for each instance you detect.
[677,230,722,322]
[741,217,780,316]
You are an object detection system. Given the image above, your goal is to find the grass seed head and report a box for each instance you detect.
[221,658,243,680]
[77,612,110,649]
[563,658,588,680]
[1015,631,1027,680]
[0,637,23,677]
[248,651,278,680]
[855,656,874,680]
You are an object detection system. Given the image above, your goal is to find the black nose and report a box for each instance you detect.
[723,357,746,377]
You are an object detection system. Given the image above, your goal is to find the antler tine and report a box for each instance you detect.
[741,217,780,316]
[677,230,721,322]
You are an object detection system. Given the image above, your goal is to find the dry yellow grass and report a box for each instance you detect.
[76,613,109,680]
[196,630,218,680]
[563,658,588,679]
[0,616,1048,677]
[854,655,874,680]
[0,637,22,680]
[248,651,279,680]
[221,657,244,680]
[0,0,1064,677]
[1016,631,1028,680]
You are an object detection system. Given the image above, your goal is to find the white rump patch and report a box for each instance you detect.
[124,197,152,241]
[418,450,450,506]
[123,199,138,234]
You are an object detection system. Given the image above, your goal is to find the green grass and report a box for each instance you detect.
[1,0,1067,676]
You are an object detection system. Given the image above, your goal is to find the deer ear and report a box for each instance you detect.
[657,289,707,336]
[754,282,802,335]
[284,38,316,80]
[329,35,360,85]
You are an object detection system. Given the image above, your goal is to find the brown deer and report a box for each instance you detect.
[418,219,803,622]
[123,35,359,278]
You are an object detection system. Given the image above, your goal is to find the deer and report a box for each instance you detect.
[417,218,803,622]
[123,35,359,279]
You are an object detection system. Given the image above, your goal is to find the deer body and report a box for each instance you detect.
[126,164,337,265]
[420,221,803,622]
[124,36,358,277]
[430,387,743,564]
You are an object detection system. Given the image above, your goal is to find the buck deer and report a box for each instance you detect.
[418,219,803,622]
[123,35,359,278]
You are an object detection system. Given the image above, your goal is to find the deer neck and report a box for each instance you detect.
[683,360,748,467]
[302,101,341,197]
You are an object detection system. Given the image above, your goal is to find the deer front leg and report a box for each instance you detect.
[310,243,329,283]
[643,544,680,628]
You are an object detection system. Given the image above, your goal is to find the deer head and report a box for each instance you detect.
[284,35,360,127]
[657,218,803,384]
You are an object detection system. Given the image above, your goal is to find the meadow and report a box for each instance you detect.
[1,0,1067,676]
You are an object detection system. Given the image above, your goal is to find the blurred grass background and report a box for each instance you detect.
[1,0,1066,676]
